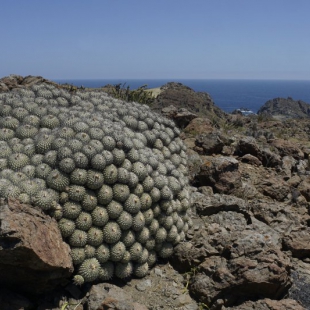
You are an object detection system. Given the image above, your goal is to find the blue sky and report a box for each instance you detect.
[1,0,310,80]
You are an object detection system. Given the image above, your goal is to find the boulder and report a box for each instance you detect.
[283,228,310,258]
[196,156,242,194]
[270,139,304,160]
[297,177,310,201]
[281,156,297,178]
[260,148,282,167]
[195,132,228,155]
[237,136,260,158]
[241,154,262,166]
[258,175,291,201]
[288,259,310,309]
[182,117,214,137]
[172,200,291,308]
[87,283,147,310]
[0,199,73,294]
[161,105,198,128]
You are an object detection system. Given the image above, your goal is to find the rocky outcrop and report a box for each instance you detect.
[150,82,227,121]
[0,199,73,294]
[257,97,310,119]
[0,74,58,91]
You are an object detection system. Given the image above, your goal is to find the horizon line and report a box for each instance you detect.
[50,77,310,82]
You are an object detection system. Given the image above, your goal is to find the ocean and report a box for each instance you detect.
[53,79,310,114]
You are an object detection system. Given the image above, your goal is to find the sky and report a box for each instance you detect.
[1,0,310,80]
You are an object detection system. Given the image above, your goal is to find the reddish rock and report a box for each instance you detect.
[195,132,228,155]
[0,199,73,294]
[197,156,242,194]
[183,117,214,137]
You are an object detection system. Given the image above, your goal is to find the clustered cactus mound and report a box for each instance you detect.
[0,84,192,284]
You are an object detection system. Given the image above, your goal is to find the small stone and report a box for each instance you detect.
[154,268,163,277]
[135,279,152,292]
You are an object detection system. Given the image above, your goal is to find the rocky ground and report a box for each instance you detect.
[1,75,310,309]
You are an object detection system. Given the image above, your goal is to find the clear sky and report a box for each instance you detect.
[1,0,310,80]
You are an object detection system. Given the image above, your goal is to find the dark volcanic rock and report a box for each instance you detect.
[0,288,34,310]
[258,97,310,119]
[0,199,73,294]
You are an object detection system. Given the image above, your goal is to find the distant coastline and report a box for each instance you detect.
[53,79,310,113]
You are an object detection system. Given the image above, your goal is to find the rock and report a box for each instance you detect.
[186,148,203,182]
[196,156,242,194]
[161,105,198,128]
[182,117,214,137]
[222,144,236,155]
[0,199,73,294]
[0,82,9,92]
[287,174,301,188]
[87,283,137,310]
[258,174,291,201]
[283,228,310,258]
[195,132,228,155]
[298,177,310,201]
[288,259,310,309]
[296,159,309,175]
[0,288,34,310]
[192,192,248,216]
[0,74,58,91]
[172,191,293,308]
[87,262,198,310]
[270,139,304,160]
[260,148,282,167]
[281,156,297,178]
[257,97,310,119]
[241,153,262,166]
[223,298,305,309]
[188,230,291,307]
[249,200,310,236]
[150,82,227,121]
[237,136,260,158]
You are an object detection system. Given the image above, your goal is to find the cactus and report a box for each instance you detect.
[0,83,192,283]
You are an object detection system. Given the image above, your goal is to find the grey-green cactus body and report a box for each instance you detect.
[0,83,192,283]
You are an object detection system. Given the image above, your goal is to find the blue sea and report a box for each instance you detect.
[53,79,310,114]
